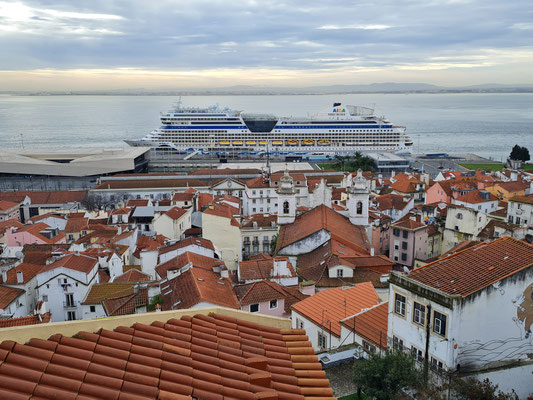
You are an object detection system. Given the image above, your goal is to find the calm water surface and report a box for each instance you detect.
[0,93,532,161]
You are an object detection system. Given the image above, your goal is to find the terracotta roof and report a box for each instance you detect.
[0,190,87,205]
[246,176,270,188]
[134,234,167,257]
[477,220,521,240]
[64,217,89,233]
[374,193,411,212]
[239,257,275,281]
[113,269,151,283]
[0,312,51,329]
[203,204,241,227]
[82,283,135,304]
[0,312,334,399]
[291,283,379,337]
[440,240,480,258]
[276,205,370,253]
[184,227,202,236]
[341,302,389,349]
[156,252,224,279]
[111,207,132,215]
[98,270,111,283]
[163,207,188,220]
[29,213,65,223]
[1,263,43,285]
[39,254,98,275]
[161,267,240,310]
[509,194,533,205]
[127,199,150,207]
[408,237,533,297]
[11,222,66,244]
[102,288,148,316]
[0,285,25,309]
[159,237,215,255]
[0,200,20,211]
[237,281,307,312]
[455,190,498,204]
[172,192,195,202]
[390,214,426,231]
[390,180,417,194]
[0,219,23,235]
[489,180,529,192]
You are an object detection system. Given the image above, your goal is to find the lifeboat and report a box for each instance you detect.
[245,140,257,145]
[286,140,298,146]
[233,140,243,145]
[272,140,283,146]
[219,140,230,145]
[302,140,315,146]
[318,140,330,145]
[259,140,268,145]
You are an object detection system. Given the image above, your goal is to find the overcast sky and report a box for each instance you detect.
[1,0,532,90]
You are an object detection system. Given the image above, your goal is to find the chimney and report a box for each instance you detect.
[155,304,161,312]
[16,271,23,284]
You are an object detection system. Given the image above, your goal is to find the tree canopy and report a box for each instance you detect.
[333,152,377,172]
[509,145,530,162]
[353,350,423,400]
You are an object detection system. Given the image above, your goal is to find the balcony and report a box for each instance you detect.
[63,300,78,309]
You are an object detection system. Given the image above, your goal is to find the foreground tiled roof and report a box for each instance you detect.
[409,237,533,297]
[0,312,335,400]
[291,283,379,337]
[341,302,388,349]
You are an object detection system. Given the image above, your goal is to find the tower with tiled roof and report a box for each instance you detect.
[347,169,369,229]
[277,170,296,225]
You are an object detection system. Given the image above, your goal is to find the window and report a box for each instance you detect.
[402,231,408,239]
[401,253,407,262]
[431,357,444,373]
[269,299,278,309]
[433,311,447,336]
[457,213,463,220]
[283,201,289,214]
[42,295,48,302]
[67,311,76,321]
[90,305,96,313]
[394,293,406,316]
[411,346,424,362]
[356,201,363,215]
[296,318,304,329]
[393,228,400,236]
[392,336,404,351]
[250,304,259,313]
[336,269,344,278]
[318,332,327,350]
[65,293,75,307]
[516,217,521,224]
[402,242,408,250]
[413,302,425,326]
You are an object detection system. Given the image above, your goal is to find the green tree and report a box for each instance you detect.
[350,152,377,172]
[509,145,530,162]
[353,350,423,400]
[147,294,163,312]
[450,377,519,400]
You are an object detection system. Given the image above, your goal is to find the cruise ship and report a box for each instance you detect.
[125,101,413,158]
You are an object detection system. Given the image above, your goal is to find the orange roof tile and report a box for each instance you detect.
[203,204,241,227]
[0,263,43,285]
[96,179,208,190]
[489,180,529,192]
[156,252,224,279]
[0,285,25,309]
[164,207,188,220]
[172,192,195,202]
[455,190,498,204]
[0,200,20,211]
[64,217,89,233]
[237,281,307,312]
[0,190,87,205]
[341,302,389,349]
[291,283,379,336]
[162,267,239,310]
[102,287,148,316]
[390,180,417,194]
[408,237,533,297]
[0,312,51,328]
[113,269,151,283]
[390,214,426,230]
[374,193,411,211]
[39,254,98,275]
[0,312,335,399]
[159,237,215,255]
[276,205,370,253]
[0,219,23,235]
[510,193,533,205]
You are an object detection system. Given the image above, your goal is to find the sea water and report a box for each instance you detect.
[0,93,532,161]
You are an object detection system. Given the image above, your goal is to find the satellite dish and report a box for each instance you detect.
[403,266,410,275]
[15,251,24,260]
